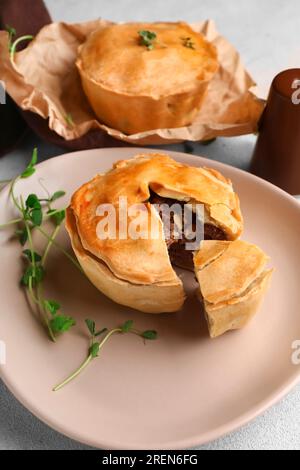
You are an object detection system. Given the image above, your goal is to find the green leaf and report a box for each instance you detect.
[139,30,156,41]
[30,208,43,226]
[44,300,61,316]
[50,191,66,202]
[15,228,28,246]
[21,148,38,179]
[65,113,74,127]
[85,318,95,336]
[34,266,44,285]
[21,167,36,179]
[95,328,108,337]
[23,249,42,263]
[121,320,134,333]
[26,194,41,209]
[6,25,16,37]
[141,330,158,340]
[21,266,33,287]
[50,315,76,333]
[30,147,38,167]
[21,265,44,287]
[138,30,157,50]
[89,342,100,358]
[51,209,65,226]
[6,25,16,51]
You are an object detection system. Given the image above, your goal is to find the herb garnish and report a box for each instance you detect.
[0,148,80,341]
[0,150,159,390]
[53,319,158,391]
[5,25,16,51]
[138,30,157,50]
[5,25,34,63]
[181,37,196,50]
[65,113,74,128]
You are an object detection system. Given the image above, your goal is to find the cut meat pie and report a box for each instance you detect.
[76,22,218,134]
[194,240,273,338]
[67,153,243,313]
[148,191,229,270]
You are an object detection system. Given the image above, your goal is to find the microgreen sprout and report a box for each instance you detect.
[5,25,16,52]
[5,25,34,63]
[0,149,159,388]
[138,30,157,50]
[0,148,80,341]
[10,35,34,63]
[53,319,158,391]
[65,113,74,128]
[181,37,196,50]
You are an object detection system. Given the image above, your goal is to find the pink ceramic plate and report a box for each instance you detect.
[0,148,300,450]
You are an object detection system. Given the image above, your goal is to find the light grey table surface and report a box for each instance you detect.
[0,0,300,450]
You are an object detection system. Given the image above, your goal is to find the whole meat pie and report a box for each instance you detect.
[76,22,219,134]
[66,153,243,313]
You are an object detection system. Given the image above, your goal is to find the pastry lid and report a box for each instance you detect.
[70,154,243,285]
[77,22,218,98]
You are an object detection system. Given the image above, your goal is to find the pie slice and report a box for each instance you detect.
[194,240,273,337]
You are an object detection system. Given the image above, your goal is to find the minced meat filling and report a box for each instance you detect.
[149,191,227,270]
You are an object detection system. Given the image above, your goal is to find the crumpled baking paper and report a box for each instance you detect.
[0,19,264,145]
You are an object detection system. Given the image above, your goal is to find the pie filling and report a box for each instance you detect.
[149,191,227,270]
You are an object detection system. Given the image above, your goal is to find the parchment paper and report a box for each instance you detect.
[0,19,264,145]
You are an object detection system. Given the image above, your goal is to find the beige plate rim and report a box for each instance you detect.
[1,147,300,450]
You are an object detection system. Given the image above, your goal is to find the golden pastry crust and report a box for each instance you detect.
[194,240,273,337]
[66,208,185,313]
[76,22,219,134]
[195,240,269,304]
[70,153,243,288]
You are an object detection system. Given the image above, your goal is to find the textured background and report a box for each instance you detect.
[0,0,300,450]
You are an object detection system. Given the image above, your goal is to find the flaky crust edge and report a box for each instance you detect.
[66,207,185,314]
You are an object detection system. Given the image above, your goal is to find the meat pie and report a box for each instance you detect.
[66,153,243,313]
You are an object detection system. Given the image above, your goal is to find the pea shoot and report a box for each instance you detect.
[5,25,34,63]
[0,149,159,390]
[5,25,16,51]
[138,30,157,50]
[181,37,196,50]
[0,148,79,341]
[53,319,158,391]
[65,113,75,128]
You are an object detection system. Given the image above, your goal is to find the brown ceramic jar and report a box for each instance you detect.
[251,69,300,195]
